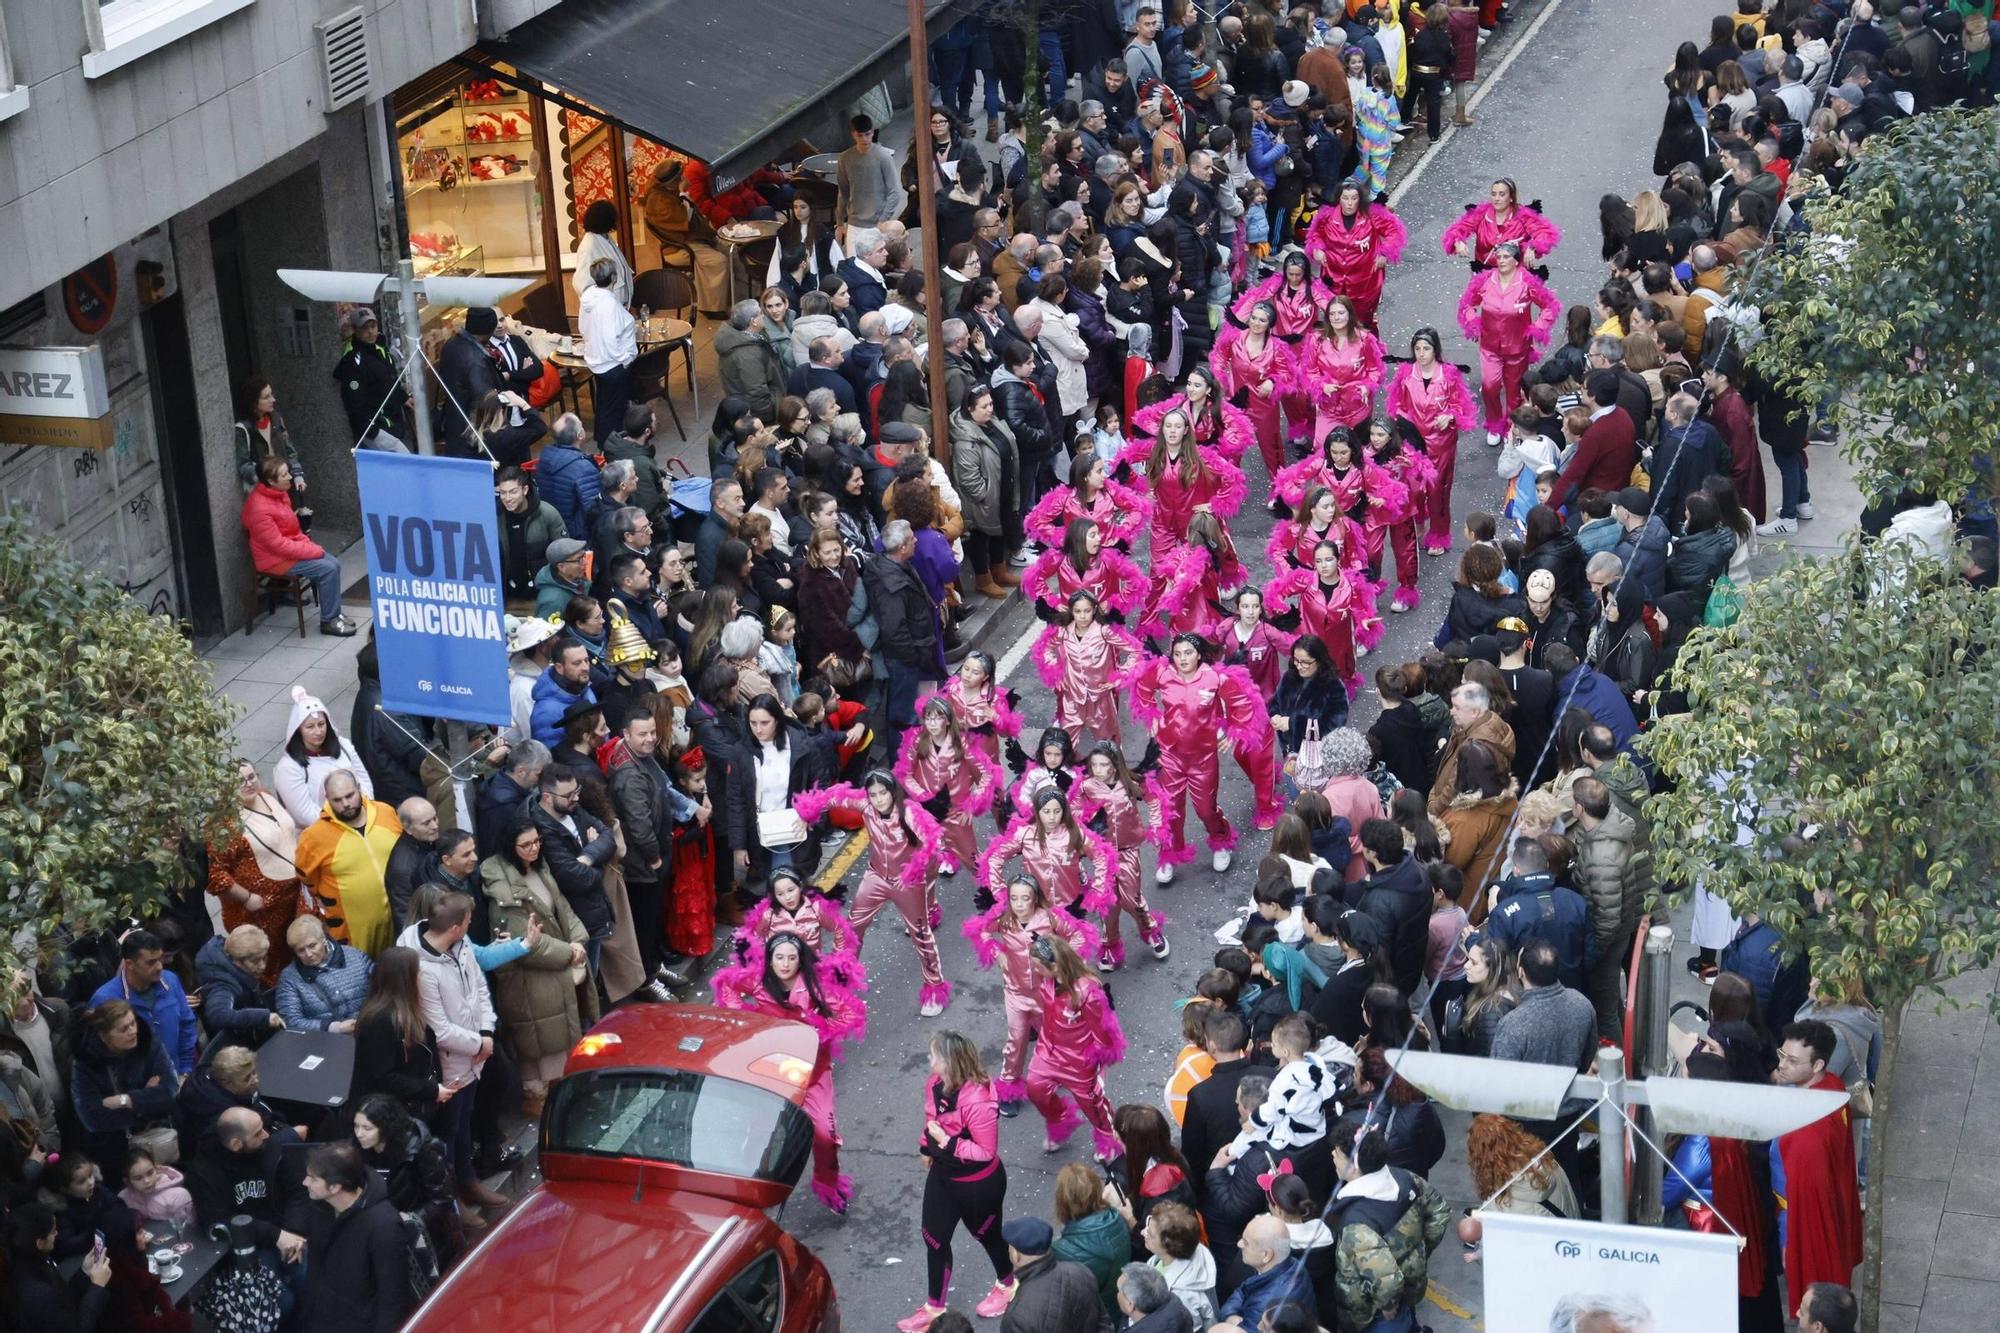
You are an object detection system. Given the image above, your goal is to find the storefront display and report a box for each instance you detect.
[397,76,548,280]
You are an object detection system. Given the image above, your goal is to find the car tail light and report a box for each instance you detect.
[572,1032,623,1058]
[749,1053,814,1086]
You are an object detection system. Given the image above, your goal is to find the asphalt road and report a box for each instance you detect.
[787,1,1714,1326]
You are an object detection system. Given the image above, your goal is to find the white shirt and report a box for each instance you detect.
[572,231,635,307]
[750,502,793,556]
[753,740,793,813]
[578,285,637,374]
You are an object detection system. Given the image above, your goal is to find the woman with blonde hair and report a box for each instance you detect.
[1050,1159,1129,1312]
[904,1028,1018,1329]
[1443,935,1519,1057]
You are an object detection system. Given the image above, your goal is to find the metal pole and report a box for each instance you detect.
[395,259,437,456]
[1633,923,1677,1223]
[905,0,955,465]
[1597,1045,1627,1226]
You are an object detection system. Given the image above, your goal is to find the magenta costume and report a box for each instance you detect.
[1022,476,1152,549]
[1124,445,1249,561]
[1304,202,1409,331]
[1439,202,1563,269]
[1263,513,1372,581]
[1457,268,1559,440]
[1363,442,1437,604]
[1298,330,1387,443]
[711,944,867,1212]
[962,902,1100,1095]
[1031,620,1144,744]
[1143,535,1246,639]
[1131,393,1256,466]
[1213,271,1334,436]
[1025,973,1127,1157]
[1211,328,1302,479]
[896,731,1006,875]
[737,890,862,966]
[917,1072,1015,1305]
[1073,774,1168,965]
[794,785,952,1012]
[1264,563,1385,697]
[930,675,1025,765]
[1217,619,1298,698]
[1385,360,1482,552]
[1129,657,1280,861]
[1020,545,1150,620]
[977,814,1117,919]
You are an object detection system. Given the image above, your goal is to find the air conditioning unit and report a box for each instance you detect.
[318,7,373,113]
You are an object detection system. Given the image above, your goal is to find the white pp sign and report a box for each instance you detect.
[1479,1211,1740,1332]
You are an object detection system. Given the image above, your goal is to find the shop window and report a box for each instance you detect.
[397,73,548,286]
[80,0,256,80]
[0,6,28,121]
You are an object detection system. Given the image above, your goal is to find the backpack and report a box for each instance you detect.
[1366,760,1401,810]
[400,1208,442,1306]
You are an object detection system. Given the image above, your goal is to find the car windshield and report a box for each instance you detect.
[544,1069,814,1183]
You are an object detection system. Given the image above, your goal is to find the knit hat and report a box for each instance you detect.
[1282,79,1311,108]
[1191,61,1219,96]
[464,307,498,337]
[1322,726,1371,778]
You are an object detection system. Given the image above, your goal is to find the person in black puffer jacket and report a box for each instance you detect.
[353,1094,467,1262]
[1436,545,1526,648]
[1665,492,1736,602]
[1343,821,1433,998]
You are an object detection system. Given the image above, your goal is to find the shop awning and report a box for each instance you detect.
[477,0,972,187]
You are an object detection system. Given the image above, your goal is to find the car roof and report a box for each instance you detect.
[565,1002,818,1100]
[403,1181,769,1333]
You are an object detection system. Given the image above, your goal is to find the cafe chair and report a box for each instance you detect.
[631,269,699,436]
[516,281,573,337]
[247,572,317,639]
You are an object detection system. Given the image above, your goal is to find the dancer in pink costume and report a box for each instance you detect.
[1022,931,1128,1160]
[1385,326,1482,554]
[1210,298,1301,484]
[1031,591,1144,746]
[1361,417,1436,612]
[740,866,861,963]
[1271,425,1405,545]
[897,696,1007,879]
[1022,518,1150,621]
[711,930,867,1213]
[1142,511,1244,640]
[1129,634,1279,882]
[978,789,1117,922]
[962,878,1100,1110]
[1004,727,1082,828]
[1024,452,1151,550]
[928,651,1024,766]
[1265,538,1386,697]
[1266,483,1374,586]
[1304,181,1409,332]
[1074,742,1170,970]
[900,1029,1024,1331]
[1123,408,1248,564]
[794,772,953,1017]
[1298,295,1386,445]
[1129,366,1255,466]
[1439,177,1563,270]
[1212,253,1333,446]
[1215,587,1298,698]
[1456,242,1559,447]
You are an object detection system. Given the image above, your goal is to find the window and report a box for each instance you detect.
[80,0,257,80]
[689,1253,784,1333]
[542,1069,813,1184]
[0,6,26,123]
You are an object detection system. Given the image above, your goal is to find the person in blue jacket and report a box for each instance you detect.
[87,929,196,1077]
[1479,837,1596,991]
[1542,643,1638,751]
[529,641,598,748]
[531,413,602,539]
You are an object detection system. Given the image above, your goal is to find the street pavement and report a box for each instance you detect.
[787,0,1717,1328]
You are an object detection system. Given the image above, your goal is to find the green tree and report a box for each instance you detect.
[0,509,239,978]
[1740,107,2000,512]
[1639,535,2000,1332]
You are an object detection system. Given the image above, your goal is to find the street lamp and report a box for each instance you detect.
[277,262,530,454]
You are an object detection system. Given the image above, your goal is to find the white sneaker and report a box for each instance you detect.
[1756,518,1797,536]
[919,997,946,1018]
[1155,862,1175,886]
[1211,849,1232,873]
[1485,432,1501,448]
[1796,502,1816,520]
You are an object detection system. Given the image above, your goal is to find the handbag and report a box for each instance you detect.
[525,358,563,409]
[1292,719,1334,790]
[757,808,810,850]
[130,1121,181,1167]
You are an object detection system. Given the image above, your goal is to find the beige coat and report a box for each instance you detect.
[1427,710,1518,817]
[1028,297,1091,415]
[480,855,596,1067]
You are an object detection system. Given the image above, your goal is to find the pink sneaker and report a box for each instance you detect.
[975,1278,1019,1318]
[897,1304,946,1333]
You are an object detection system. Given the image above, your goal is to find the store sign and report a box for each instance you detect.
[0,345,115,448]
[354,452,511,726]
[1480,1211,1741,1332]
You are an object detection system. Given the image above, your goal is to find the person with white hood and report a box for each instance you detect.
[1321,1108,1453,1333]
[505,614,561,747]
[1141,1200,1218,1327]
[272,686,375,830]
[1026,273,1092,428]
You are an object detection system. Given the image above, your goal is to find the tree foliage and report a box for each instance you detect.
[0,509,239,977]
[1740,107,2000,511]
[1639,535,2000,1012]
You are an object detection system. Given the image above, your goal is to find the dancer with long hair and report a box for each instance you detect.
[1361,417,1435,612]
[1125,408,1248,564]
[1144,511,1245,639]
[979,788,1117,923]
[1130,633,1278,881]
[1265,538,1385,697]
[1031,591,1145,745]
[1267,483,1374,588]
[1385,326,1481,552]
[1211,299,1302,485]
[1024,452,1152,550]
[897,696,1007,879]
[900,1029,1021,1331]
[1213,251,1330,448]
[963,877,1101,1112]
[927,651,1024,766]
[1304,180,1409,332]
[794,772,953,1017]
[1299,295,1385,444]
[1023,932,1127,1160]
[1457,242,1559,448]
[1022,517,1150,622]
[711,930,867,1213]
[1075,743,1170,970]
[1130,365,1255,466]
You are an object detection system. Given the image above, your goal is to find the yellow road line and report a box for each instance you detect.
[815,830,869,891]
[1426,1284,1482,1327]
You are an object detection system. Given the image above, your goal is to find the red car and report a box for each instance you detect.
[403,1004,840,1333]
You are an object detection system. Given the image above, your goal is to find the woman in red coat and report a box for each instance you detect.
[240,456,355,635]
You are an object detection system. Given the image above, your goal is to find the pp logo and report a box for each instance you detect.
[1554,1240,1582,1259]
[417,679,434,692]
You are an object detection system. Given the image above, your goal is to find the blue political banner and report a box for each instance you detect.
[353,451,510,726]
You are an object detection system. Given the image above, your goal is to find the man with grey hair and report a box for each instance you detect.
[578,256,637,441]
[716,297,786,419]
[593,505,655,598]
[1587,334,1652,433]
[534,410,601,538]
[1429,680,1517,815]
[838,227,890,315]
[1548,1291,1656,1333]
[863,519,943,749]
[1079,100,1113,163]
[940,318,979,414]
[474,737,550,858]
[994,232,1038,312]
[695,477,745,584]
[586,458,638,560]
[1115,1264,1188,1333]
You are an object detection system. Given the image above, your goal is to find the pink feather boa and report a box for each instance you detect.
[1080,826,1119,917]
[961,900,1103,972]
[1129,395,1254,465]
[710,934,870,1065]
[1214,661,1274,753]
[993,1077,1029,1102]
[791,783,858,828]
[1022,478,1153,549]
[899,802,946,890]
[1212,271,1340,360]
[734,892,865,979]
[890,733,1006,820]
[1142,542,1215,638]
[1029,622,1067,692]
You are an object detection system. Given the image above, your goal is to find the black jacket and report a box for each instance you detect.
[1308,957,1374,1047]
[436,331,540,458]
[347,1011,441,1129]
[333,339,408,441]
[1346,854,1432,996]
[1521,531,1587,611]
[864,553,939,671]
[1440,584,1527,646]
[473,771,535,861]
[1180,1055,1256,1206]
[3,1258,109,1333]
[385,833,435,931]
[1270,671,1350,754]
[350,664,430,809]
[185,1127,313,1244]
[992,368,1054,459]
[1499,663,1557,789]
[1204,1140,1283,1290]
[1368,704,1438,795]
[606,743,672,885]
[528,800,618,939]
[1665,526,1736,601]
[297,1175,408,1333]
[688,699,753,853]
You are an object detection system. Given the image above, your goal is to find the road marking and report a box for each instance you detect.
[815,829,869,891]
[995,605,1038,684]
[1427,1285,1483,1327]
